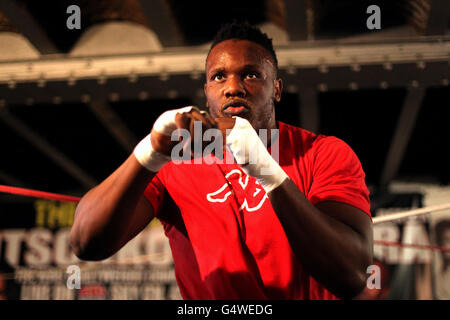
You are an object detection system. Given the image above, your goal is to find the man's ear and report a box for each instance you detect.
[274,78,283,102]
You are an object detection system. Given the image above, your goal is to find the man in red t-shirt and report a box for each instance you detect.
[70,21,373,300]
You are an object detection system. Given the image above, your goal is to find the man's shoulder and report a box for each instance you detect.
[278,121,344,148]
[279,121,316,141]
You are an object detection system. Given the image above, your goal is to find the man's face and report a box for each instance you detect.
[204,39,282,131]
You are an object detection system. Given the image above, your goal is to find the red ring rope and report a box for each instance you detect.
[1,184,450,253]
[0,184,81,203]
[374,240,450,252]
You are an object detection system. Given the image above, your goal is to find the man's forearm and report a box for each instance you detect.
[219,116,371,297]
[70,107,211,260]
[268,178,372,299]
[70,154,156,260]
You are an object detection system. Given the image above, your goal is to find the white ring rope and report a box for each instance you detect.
[372,202,450,224]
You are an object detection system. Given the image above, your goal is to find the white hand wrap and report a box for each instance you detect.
[133,106,194,172]
[226,117,288,193]
[133,133,171,172]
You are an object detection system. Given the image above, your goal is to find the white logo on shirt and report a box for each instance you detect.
[206,169,268,212]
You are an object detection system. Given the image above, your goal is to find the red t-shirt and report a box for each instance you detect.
[144,121,371,300]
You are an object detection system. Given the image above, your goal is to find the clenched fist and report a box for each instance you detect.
[216,116,289,193]
[150,106,216,156]
[134,106,216,172]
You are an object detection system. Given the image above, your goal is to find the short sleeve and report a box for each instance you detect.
[308,137,371,216]
[143,173,166,217]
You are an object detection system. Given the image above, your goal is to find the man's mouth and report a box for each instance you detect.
[220,99,251,117]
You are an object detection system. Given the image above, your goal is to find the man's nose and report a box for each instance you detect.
[223,76,245,98]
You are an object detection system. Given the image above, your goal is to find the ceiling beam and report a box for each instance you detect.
[0,0,59,54]
[379,87,426,186]
[87,100,138,153]
[0,107,97,189]
[1,38,448,83]
[426,0,450,35]
[137,0,184,47]
[284,0,310,41]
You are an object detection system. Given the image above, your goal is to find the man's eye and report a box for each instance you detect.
[212,74,224,81]
[246,73,259,79]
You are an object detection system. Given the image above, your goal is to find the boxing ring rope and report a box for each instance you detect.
[373,240,450,253]
[0,184,81,203]
[372,202,450,224]
[0,184,449,270]
[2,183,449,224]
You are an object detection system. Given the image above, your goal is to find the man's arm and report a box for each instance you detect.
[268,179,373,299]
[70,106,215,261]
[69,154,156,260]
[222,117,372,299]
